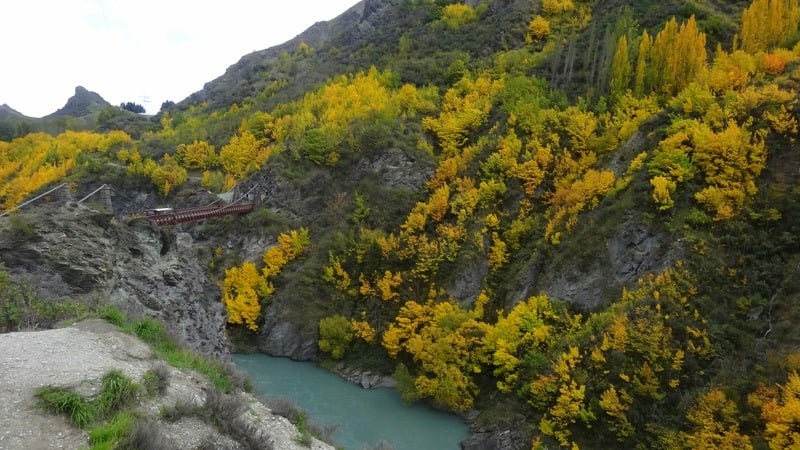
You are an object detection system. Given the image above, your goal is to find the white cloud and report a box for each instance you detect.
[0,0,359,117]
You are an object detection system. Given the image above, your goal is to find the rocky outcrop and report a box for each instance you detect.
[333,364,397,389]
[506,215,683,310]
[45,86,110,119]
[0,319,334,450]
[0,201,229,357]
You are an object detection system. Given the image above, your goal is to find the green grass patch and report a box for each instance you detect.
[88,410,137,450]
[96,370,139,413]
[36,386,96,428]
[129,317,234,392]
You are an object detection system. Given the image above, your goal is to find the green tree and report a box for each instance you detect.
[318,315,354,360]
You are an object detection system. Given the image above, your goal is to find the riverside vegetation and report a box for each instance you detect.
[2,0,800,448]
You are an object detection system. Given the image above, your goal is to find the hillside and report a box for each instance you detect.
[0,318,334,450]
[2,0,800,448]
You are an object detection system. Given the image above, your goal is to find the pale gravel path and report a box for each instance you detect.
[0,320,334,450]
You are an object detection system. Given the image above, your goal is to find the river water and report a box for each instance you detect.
[232,353,469,450]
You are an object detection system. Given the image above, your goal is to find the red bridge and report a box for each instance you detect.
[142,200,254,226]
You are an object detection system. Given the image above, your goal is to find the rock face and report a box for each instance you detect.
[511,216,682,310]
[0,319,335,450]
[0,202,229,357]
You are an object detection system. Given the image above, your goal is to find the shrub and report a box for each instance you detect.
[318,315,354,360]
[142,363,171,396]
[117,418,176,450]
[527,16,551,43]
[159,395,201,422]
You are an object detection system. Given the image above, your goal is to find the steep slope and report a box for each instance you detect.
[3,0,800,448]
[0,319,334,450]
[0,201,229,357]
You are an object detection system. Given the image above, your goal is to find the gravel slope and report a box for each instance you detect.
[0,319,334,450]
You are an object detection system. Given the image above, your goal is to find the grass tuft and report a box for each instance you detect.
[88,410,136,450]
[96,370,139,414]
[36,386,95,428]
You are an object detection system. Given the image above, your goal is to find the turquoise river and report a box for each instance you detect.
[232,353,470,450]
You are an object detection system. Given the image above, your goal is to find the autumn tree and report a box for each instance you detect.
[633,31,652,97]
[752,371,800,449]
[636,16,708,97]
[222,262,265,331]
[527,16,551,43]
[740,0,800,53]
[440,4,477,29]
[382,300,489,411]
[176,140,216,170]
[219,130,268,180]
[682,388,753,450]
[222,229,309,332]
[609,35,631,100]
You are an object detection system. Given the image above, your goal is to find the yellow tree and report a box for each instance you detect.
[222,262,265,331]
[754,371,800,449]
[610,35,631,100]
[527,15,551,43]
[633,31,652,97]
[683,388,753,450]
[647,16,707,97]
[176,140,216,170]
[382,300,489,411]
[740,0,800,53]
[219,130,267,179]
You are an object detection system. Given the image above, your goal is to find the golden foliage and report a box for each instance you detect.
[740,0,800,53]
[0,130,131,210]
[422,72,504,156]
[545,169,616,241]
[650,176,677,210]
[176,140,216,170]
[634,16,708,97]
[541,0,575,16]
[526,15,551,43]
[752,371,800,449]
[222,262,264,331]
[683,388,753,450]
[440,4,477,29]
[382,300,489,411]
[219,130,269,180]
[222,229,309,332]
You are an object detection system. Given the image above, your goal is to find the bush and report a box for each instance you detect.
[117,418,176,450]
[159,395,201,422]
[204,390,274,450]
[142,363,171,396]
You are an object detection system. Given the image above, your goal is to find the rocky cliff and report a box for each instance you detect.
[0,200,229,357]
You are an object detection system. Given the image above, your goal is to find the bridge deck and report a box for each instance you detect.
[145,201,253,226]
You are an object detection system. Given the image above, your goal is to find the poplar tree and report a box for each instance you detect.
[610,35,631,100]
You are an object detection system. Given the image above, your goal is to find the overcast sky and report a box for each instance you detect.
[0,0,359,117]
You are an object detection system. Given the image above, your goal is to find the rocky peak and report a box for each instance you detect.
[45,86,110,118]
[0,103,27,120]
